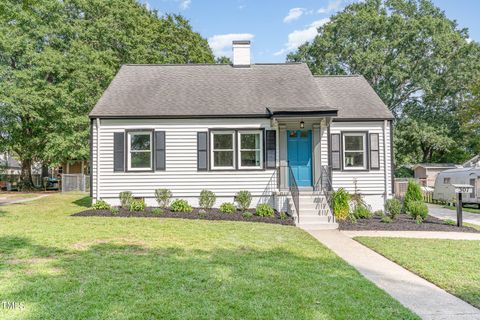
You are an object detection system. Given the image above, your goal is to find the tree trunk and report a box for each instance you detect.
[20,159,35,190]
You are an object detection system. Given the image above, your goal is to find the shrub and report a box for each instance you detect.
[129,199,145,212]
[198,209,206,218]
[407,200,428,222]
[219,202,236,214]
[119,191,133,208]
[151,208,163,215]
[374,210,384,216]
[332,188,351,221]
[242,211,253,219]
[256,203,274,217]
[155,189,172,208]
[279,212,288,220]
[170,199,192,213]
[404,180,423,213]
[353,205,373,219]
[110,207,119,214]
[381,216,392,223]
[444,219,456,226]
[235,190,252,211]
[385,198,402,219]
[199,190,216,211]
[92,200,110,210]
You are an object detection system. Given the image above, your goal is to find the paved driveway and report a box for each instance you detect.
[427,203,480,226]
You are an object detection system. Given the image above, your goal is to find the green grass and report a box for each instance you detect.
[356,237,480,308]
[465,222,480,231]
[443,204,480,214]
[0,193,418,320]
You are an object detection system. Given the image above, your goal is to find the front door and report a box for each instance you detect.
[287,130,312,186]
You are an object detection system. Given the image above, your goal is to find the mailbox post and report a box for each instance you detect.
[452,184,474,227]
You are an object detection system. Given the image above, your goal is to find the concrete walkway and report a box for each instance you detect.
[305,229,480,320]
[428,203,480,226]
[0,194,49,206]
[342,230,480,240]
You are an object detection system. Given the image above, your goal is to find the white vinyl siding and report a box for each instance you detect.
[91,119,277,206]
[323,121,392,197]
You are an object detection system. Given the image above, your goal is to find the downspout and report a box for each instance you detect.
[96,118,100,201]
[383,120,388,203]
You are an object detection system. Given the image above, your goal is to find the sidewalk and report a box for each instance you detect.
[427,203,480,226]
[0,194,49,206]
[305,229,480,320]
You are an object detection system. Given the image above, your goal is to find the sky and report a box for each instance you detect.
[141,0,480,63]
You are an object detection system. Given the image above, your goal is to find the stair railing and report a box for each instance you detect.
[281,164,300,223]
[314,165,334,221]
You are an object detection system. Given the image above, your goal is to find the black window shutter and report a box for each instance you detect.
[265,130,276,169]
[113,132,125,172]
[369,133,380,170]
[197,132,208,171]
[330,133,341,170]
[155,131,166,171]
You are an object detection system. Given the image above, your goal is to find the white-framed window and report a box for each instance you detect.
[343,133,367,170]
[211,131,235,169]
[127,131,152,170]
[238,130,263,169]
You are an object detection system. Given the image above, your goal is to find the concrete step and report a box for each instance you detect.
[297,215,331,223]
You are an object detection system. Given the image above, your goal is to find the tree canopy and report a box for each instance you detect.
[0,0,214,186]
[288,0,480,166]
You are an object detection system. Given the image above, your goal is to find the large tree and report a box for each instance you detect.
[0,0,214,187]
[288,0,480,165]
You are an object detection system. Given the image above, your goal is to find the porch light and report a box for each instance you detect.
[300,120,304,129]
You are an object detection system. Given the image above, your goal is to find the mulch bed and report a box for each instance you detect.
[339,214,479,233]
[72,207,295,226]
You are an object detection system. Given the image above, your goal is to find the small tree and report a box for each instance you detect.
[235,190,252,212]
[403,180,423,213]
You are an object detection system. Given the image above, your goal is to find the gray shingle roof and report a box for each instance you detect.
[313,75,393,120]
[89,63,336,118]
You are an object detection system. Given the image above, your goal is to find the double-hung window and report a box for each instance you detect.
[343,133,367,170]
[128,131,152,170]
[238,130,263,169]
[211,131,235,169]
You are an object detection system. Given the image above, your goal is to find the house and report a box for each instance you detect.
[0,152,21,175]
[412,163,459,187]
[89,41,394,229]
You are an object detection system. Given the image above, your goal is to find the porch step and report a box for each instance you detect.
[287,190,337,230]
[297,215,331,223]
[297,222,339,231]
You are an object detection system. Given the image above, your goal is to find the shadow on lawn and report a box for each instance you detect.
[73,196,92,208]
[0,236,418,320]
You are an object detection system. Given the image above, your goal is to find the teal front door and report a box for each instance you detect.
[287,130,312,186]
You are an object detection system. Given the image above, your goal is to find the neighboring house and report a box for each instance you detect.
[89,41,394,228]
[463,155,480,168]
[0,152,21,175]
[58,160,90,175]
[413,163,459,187]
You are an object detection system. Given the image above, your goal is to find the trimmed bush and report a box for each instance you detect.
[374,210,384,216]
[381,216,392,223]
[129,199,145,212]
[155,189,172,208]
[219,202,236,214]
[407,200,428,222]
[242,211,253,219]
[404,180,423,213]
[199,190,216,211]
[235,190,252,211]
[119,191,133,208]
[353,205,373,219]
[256,204,274,217]
[385,198,402,219]
[332,188,350,221]
[279,212,288,220]
[110,207,119,214]
[92,200,110,210]
[170,199,192,213]
[151,208,163,215]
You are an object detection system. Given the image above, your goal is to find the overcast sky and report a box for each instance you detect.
[141,0,480,63]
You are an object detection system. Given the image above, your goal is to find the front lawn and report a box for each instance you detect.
[356,237,480,308]
[0,193,418,319]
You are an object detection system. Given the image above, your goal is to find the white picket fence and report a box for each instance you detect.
[61,174,90,192]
